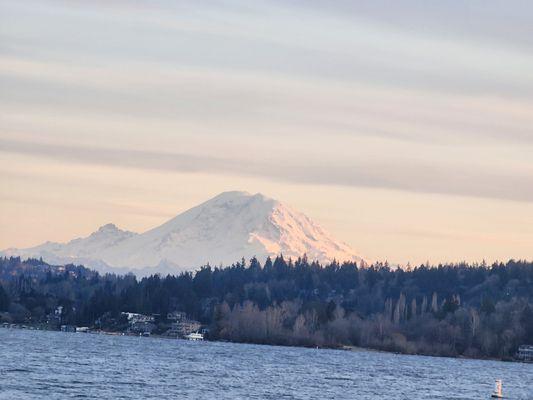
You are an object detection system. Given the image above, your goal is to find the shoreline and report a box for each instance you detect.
[2,323,528,364]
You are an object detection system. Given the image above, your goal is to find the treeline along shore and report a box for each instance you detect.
[1,256,532,360]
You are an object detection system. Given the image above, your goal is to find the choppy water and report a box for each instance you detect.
[0,329,531,399]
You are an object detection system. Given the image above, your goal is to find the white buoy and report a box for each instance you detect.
[491,379,503,399]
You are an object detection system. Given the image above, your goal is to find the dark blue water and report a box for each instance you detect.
[0,328,531,399]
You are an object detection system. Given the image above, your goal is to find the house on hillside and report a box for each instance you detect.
[60,325,76,333]
[167,311,187,322]
[165,317,202,338]
[516,345,533,362]
[176,320,201,336]
[121,312,156,335]
[130,321,156,335]
[121,312,154,324]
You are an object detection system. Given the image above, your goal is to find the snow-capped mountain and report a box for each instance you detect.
[2,223,138,272]
[2,191,363,274]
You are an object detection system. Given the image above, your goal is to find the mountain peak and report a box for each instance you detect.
[90,223,135,239]
[213,190,252,199]
[97,223,121,233]
[207,191,272,204]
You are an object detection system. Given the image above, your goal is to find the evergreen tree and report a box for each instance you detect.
[0,283,9,311]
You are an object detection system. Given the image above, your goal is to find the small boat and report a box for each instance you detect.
[491,380,503,399]
[185,332,204,341]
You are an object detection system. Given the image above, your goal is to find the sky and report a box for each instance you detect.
[1,0,532,265]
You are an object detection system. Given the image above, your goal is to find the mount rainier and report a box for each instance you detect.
[2,191,363,275]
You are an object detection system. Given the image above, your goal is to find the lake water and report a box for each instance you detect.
[0,329,531,399]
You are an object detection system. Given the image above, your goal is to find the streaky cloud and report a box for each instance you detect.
[1,138,531,203]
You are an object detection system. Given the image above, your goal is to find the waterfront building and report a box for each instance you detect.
[516,345,533,362]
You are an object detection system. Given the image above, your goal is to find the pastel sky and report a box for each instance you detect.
[1,0,532,265]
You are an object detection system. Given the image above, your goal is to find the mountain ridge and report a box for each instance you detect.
[2,191,364,274]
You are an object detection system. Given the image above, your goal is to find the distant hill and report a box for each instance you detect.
[1,256,532,360]
[0,257,95,282]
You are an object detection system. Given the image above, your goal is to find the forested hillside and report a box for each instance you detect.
[1,256,532,359]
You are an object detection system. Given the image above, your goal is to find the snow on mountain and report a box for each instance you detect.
[2,191,363,274]
[2,223,138,270]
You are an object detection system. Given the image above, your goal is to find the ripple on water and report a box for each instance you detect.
[1,329,532,400]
